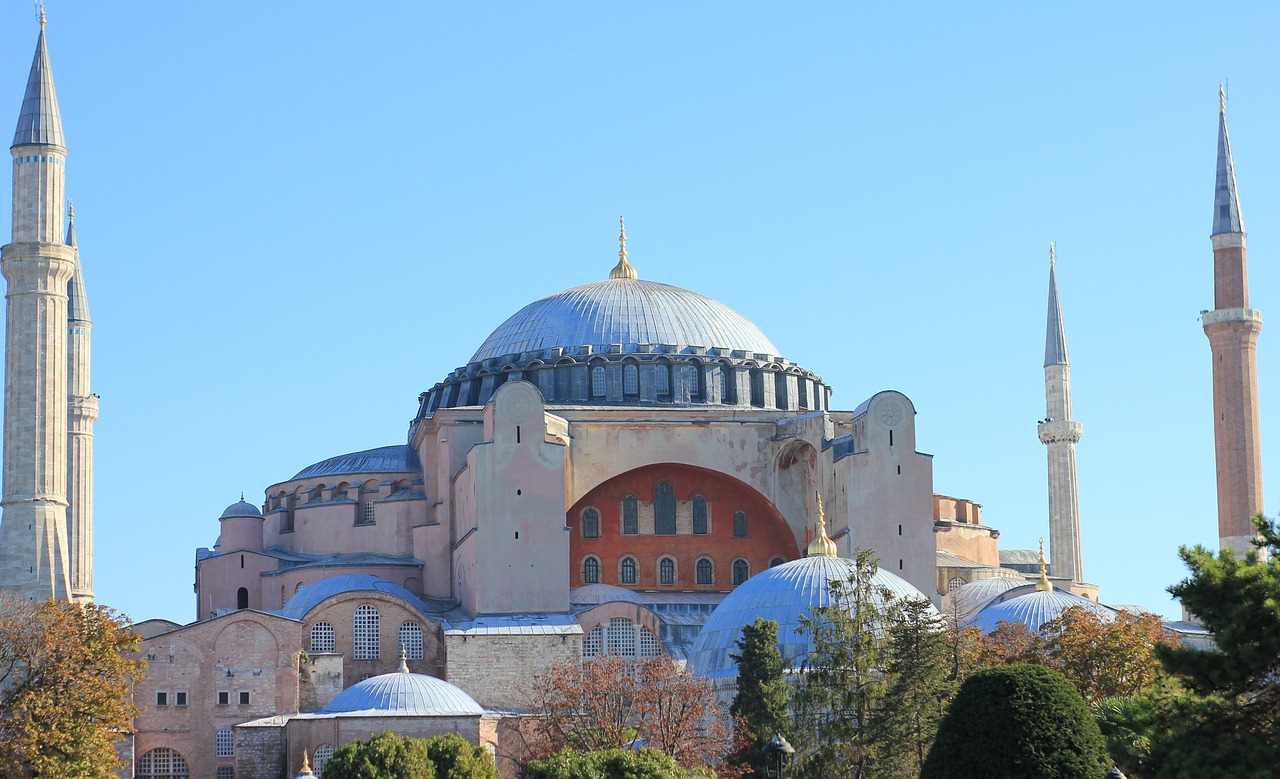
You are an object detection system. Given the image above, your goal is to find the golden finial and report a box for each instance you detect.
[806,491,838,557]
[302,750,312,771]
[1049,242,1055,267]
[609,216,638,280]
[1035,538,1052,591]
[1219,81,1226,114]
[38,2,45,30]
[67,199,74,222]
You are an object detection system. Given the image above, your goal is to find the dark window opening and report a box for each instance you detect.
[655,482,676,535]
[582,508,600,538]
[623,496,638,534]
[734,510,747,538]
[692,495,708,535]
[236,588,248,610]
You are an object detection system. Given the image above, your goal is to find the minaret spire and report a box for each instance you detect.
[1037,245,1084,583]
[1203,89,1264,558]
[65,200,96,601]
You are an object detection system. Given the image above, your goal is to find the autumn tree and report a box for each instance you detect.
[0,594,145,778]
[1038,606,1178,705]
[528,655,729,771]
[791,549,901,779]
[728,618,789,775]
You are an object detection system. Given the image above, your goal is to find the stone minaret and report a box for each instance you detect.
[1037,245,1084,582]
[1202,89,1264,558]
[0,19,75,601]
[66,204,96,601]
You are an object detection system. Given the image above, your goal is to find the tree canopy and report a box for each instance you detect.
[0,595,144,778]
[728,617,789,775]
[524,747,684,779]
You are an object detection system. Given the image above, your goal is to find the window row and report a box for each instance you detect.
[581,555,756,586]
[151,690,189,707]
[310,612,425,662]
[581,487,749,538]
[214,690,252,706]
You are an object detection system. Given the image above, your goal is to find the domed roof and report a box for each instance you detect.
[219,499,263,520]
[276,574,428,620]
[470,278,780,364]
[967,588,1116,634]
[292,445,421,480]
[688,555,935,679]
[947,576,1025,623]
[321,666,483,716]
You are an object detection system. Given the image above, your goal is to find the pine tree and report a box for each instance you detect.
[729,618,790,776]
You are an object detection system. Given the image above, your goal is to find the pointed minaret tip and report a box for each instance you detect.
[65,200,76,247]
[1044,245,1069,367]
[609,216,638,280]
[1213,85,1245,236]
[12,11,65,149]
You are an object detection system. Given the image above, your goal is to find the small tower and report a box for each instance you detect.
[1202,86,1265,558]
[66,202,97,601]
[0,16,76,601]
[1037,245,1084,583]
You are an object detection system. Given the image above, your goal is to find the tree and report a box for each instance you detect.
[1039,607,1178,705]
[528,655,729,771]
[869,598,955,778]
[0,594,145,778]
[921,664,1110,779]
[728,618,789,776]
[524,747,684,779]
[323,730,436,779]
[976,620,1043,667]
[791,549,901,779]
[423,732,499,779]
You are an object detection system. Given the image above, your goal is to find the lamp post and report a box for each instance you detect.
[763,733,794,778]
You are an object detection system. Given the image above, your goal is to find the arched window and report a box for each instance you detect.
[769,556,785,568]
[582,508,600,539]
[639,627,662,657]
[622,496,638,535]
[137,748,190,778]
[583,619,663,659]
[659,557,676,585]
[582,556,601,584]
[620,556,638,585]
[623,362,639,396]
[399,622,424,660]
[215,729,234,757]
[236,588,248,610]
[591,364,606,397]
[310,621,335,653]
[353,605,380,660]
[719,365,729,401]
[692,495,708,535]
[688,363,701,398]
[696,558,714,585]
[360,500,376,524]
[734,510,747,538]
[314,745,335,775]
[656,361,671,397]
[732,558,750,585]
[654,482,676,535]
[295,581,306,594]
[607,617,637,656]
[948,577,966,594]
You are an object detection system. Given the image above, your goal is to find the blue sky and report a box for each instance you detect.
[3,2,1279,622]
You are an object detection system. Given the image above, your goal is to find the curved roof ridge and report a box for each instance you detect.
[292,444,420,480]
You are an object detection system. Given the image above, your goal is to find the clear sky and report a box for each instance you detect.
[3,2,1279,623]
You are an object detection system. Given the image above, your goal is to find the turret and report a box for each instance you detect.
[218,498,265,553]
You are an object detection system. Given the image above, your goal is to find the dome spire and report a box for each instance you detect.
[293,750,316,778]
[1035,538,1052,591]
[609,216,638,280]
[806,492,838,557]
[398,643,410,673]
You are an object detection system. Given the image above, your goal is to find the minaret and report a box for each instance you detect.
[1037,245,1084,582]
[66,203,96,601]
[1202,86,1264,558]
[0,15,75,600]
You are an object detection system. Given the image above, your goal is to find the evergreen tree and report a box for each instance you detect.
[423,732,499,778]
[524,747,684,779]
[729,617,790,775]
[323,730,436,779]
[921,664,1110,779]
[791,549,901,779]
[869,598,954,778]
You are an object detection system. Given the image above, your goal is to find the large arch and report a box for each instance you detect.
[568,463,799,591]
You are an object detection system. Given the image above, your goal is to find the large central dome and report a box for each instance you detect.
[470,278,779,364]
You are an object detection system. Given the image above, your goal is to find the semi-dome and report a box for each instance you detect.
[219,499,263,520]
[471,278,780,364]
[967,587,1115,634]
[321,665,483,716]
[276,574,428,620]
[292,445,421,481]
[688,555,935,679]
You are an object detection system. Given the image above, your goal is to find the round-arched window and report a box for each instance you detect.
[137,748,190,778]
[696,558,714,585]
[620,556,638,585]
[659,557,676,585]
[732,558,750,585]
[582,556,601,584]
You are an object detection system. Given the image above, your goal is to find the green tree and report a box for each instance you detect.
[869,598,954,778]
[0,594,145,778]
[524,747,684,779]
[921,664,1110,779]
[728,617,789,775]
[791,549,901,779]
[423,732,498,779]
[323,730,436,779]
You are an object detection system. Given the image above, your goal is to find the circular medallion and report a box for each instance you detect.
[501,385,538,423]
[874,397,905,429]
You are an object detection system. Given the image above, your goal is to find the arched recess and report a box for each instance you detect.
[575,601,663,647]
[567,463,799,591]
[776,439,819,549]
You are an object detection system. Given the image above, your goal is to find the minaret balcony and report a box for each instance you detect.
[1201,308,1262,328]
[1037,420,1082,445]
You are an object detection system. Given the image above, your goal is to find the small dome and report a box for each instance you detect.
[967,588,1115,634]
[688,555,934,678]
[292,445,421,481]
[470,278,780,364]
[321,667,483,716]
[220,499,263,520]
[947,576,1024,623]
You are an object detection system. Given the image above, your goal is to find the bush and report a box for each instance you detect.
[524,747,684,779]
[922,664,1110,779]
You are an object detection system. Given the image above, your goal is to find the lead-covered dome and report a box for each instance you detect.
[321,666,484,716]
[688,555,935,679]
[470,279,779,364]
[967,587,1115,634]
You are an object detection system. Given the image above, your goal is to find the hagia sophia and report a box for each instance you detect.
[0,17,1257,779]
